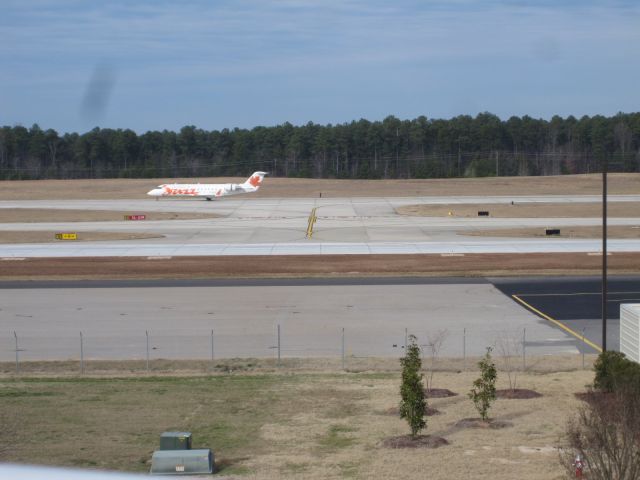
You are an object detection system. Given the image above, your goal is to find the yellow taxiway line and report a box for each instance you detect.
[511,294,602,353]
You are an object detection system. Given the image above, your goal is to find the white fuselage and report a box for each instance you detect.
[147,183,255,199]
[147,171,267,200]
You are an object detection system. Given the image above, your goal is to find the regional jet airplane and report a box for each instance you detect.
[147,171,267,201]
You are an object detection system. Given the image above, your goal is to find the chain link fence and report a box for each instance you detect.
[3,324,602,375]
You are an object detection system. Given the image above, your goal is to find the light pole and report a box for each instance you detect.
[602,156,608,351]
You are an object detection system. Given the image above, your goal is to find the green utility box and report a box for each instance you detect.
[150,449,214,475]
[160,432,192,450]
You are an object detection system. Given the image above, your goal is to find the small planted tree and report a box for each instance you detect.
[400,334,427,437]
[495,330,523,391]
[469,347,497,421]
[424,329,448,392]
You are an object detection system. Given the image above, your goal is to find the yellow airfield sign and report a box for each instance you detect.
[55,233,77,240]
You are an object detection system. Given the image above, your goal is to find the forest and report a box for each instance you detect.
[0,112,639,180]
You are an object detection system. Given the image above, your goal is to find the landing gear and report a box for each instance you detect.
[206,197,212,201]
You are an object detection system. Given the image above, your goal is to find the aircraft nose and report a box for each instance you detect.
[147,189,159,196]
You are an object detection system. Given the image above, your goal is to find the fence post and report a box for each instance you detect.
[80,331,84,375]
[463,328,466,371]
[277,324,281,367]
[404,328,408,350]
[522,327,526,370]
[145,330,150,372]
[341,327,345,371]
[14,331,19,375]
[210,329,215,368]
[582,328,586,370]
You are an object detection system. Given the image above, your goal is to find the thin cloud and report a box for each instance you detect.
[1,0,639,132]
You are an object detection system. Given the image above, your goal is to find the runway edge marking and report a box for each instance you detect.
[511,294,603,353]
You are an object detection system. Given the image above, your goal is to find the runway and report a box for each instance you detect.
[1,195,639,257]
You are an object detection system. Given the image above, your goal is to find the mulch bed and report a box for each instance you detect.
[382,434,449,449]
[574,391,615,407]
[455,418,513,429]
[425,406,441,416]
[496,388,542,399]
[425,388,458,398]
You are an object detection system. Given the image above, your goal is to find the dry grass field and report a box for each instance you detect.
[0,209,217,243]
[465,225,640,239]
[0,209,218,223]
[1,252,640,280]
[0,231,163,244]
[397,202,640,218]
[0,173,638,200]
[397,201,640,240]
[0,357,595,479]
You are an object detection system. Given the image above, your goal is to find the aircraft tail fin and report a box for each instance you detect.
[243,171,268,190]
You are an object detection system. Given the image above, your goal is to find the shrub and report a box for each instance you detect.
[562,385,640,479]
[593,351,640,393]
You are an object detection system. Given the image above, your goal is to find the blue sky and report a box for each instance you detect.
[1,0,639,133]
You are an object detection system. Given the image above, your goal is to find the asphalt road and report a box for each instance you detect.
[0,276,575,361]
[3,275,637,361]
[493,275,640,352]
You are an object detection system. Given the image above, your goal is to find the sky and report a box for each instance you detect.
[1,0,639,134]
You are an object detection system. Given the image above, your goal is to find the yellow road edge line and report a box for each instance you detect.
[512,291,640,298]
[512,294,602,353]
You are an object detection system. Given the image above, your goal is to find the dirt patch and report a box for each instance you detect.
[381,434,449,449]
[384,406,441,417]
[397,202,640,218]
[496,389,543,399]
[0,209,218,223]
[0,231,163,244]
[0,252,639,280]
[0,173,637,200]
[463,226,640,239]
[425,388,458,398]
[455,418,513,429]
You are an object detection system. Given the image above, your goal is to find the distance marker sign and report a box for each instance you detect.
[55,233,77,240]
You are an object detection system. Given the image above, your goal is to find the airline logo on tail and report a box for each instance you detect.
[247,173,264,188]
[147,171,267,201]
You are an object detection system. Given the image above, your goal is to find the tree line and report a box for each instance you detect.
[1,112,639,180]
